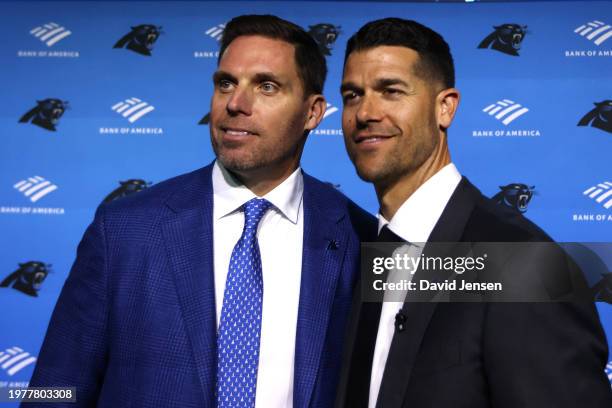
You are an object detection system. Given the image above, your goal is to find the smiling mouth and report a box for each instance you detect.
[354,134,393,144]
[223,127,257,135]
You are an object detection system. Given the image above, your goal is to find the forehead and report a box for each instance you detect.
[219,35,297,76]
[343,46,421,82]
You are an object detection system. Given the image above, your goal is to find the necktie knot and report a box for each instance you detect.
[378,225,404,243]
[243,198,272,233]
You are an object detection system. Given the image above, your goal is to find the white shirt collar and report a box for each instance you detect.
[378,163,462,243]
[212,160,303,224]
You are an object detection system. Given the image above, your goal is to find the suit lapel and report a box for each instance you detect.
[376,177,477,408]
[342,299,383,408]
[427,177,477,244]
[294,173,347,408]
[161,164,216,408]
[338,228,404,408]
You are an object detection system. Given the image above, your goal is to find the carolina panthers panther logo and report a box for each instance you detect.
[18,99,68,131]
[577,100,612,134]
[492,183,535,213]
[1,261,50,297]
[307,23,341,56]
[198,112,210,125]
[478,24,527,56]
[103,179,151,203]
[592,273,612,303]
[113,24,162,56]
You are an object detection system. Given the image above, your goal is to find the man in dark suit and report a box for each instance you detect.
[336,18,612,408]
[26,15,375,408]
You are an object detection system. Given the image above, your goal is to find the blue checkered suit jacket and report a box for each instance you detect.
[25,163,376,408]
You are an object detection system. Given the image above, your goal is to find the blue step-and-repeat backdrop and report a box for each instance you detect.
[0,0,610,397]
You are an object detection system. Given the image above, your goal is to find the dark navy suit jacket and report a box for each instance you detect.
[336,178,612,408]
[26,163,376,408]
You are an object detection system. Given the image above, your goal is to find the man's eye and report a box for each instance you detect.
[261,82,278,93]
[342,92,358,103]
[384,88,401,96]
[218,80,233,91]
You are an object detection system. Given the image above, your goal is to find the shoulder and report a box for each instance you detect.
[459,180,589,299]
[302,172,377,240]
[100,165,212,221]
[460,179,552,243]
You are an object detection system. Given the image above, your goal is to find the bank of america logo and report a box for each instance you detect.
[205,24,225,41]
[483,99,529,125]
[29,22,72,47]
[574,21,612,46]
[13,176,58,203]
[583,181,612,209]
[0,347,37,376]
[323,103,338,119]
[111,98,155,123]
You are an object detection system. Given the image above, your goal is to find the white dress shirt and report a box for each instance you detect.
[368,163,462,408]
[212,161,303,408]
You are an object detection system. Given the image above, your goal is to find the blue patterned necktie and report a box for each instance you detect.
[217,198,272,408]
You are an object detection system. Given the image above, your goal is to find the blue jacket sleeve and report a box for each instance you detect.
[23,205,110,407]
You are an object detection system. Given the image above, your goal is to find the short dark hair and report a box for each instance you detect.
[344,18,455,89]
[219,14,327,96]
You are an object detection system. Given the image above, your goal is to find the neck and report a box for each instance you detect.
[233,160,300,197]
[376,135,451,220]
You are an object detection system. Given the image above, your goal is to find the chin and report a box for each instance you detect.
[218,153,263,173]
[356,162,400,186]
[218,156,249,172]
[351,157,382,181]
[355,166,380,183]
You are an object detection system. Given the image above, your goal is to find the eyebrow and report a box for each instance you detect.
[212,70,235,84]
[252,72,284,85]
[340,77,412,94]
[212,71,285,86]
[374,78,410,89]
[340,81,360,94]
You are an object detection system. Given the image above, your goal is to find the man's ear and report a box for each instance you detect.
[436,88,460,130]
[304,94,326,132]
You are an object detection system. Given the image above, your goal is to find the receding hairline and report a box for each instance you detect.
[218,14,327,96]
[217,34,312,99]
[218,34,296,61]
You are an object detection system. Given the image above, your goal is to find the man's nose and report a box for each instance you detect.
[226,87,253,116]
[356,94,383,125]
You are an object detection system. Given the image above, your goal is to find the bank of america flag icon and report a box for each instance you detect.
[0,347,37,376]
[205,24,225,41]
[583,181,612,209]
[482,99,529,125]
[13,176,58,203]
[30,22,72,47]
[111,98,155,123]
[574,21,612,46]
